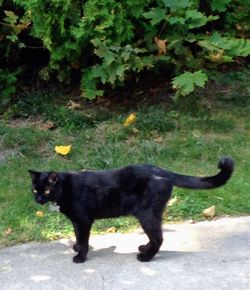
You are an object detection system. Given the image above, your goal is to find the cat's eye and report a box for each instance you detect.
[33,189,38,194]
[44,189,50,196]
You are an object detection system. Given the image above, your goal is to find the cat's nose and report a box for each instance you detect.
[36,196,44,204]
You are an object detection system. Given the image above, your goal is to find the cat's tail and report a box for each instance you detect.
[171,157,234,189]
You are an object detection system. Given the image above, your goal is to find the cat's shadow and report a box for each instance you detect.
[58,240,192,263]
[88,245,190,261]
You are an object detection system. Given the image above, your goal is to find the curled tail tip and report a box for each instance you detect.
[218,157,234,174]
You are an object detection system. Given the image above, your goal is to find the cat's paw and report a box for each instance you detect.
[137,253,153,262]
[138,244,149,254]
[73,254,86,263]
[73,243,80,252]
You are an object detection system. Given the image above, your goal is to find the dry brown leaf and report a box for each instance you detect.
[106,227,116,233]
[4,227,12,236]
[71,62,80,69]
[40,121,55,130]
[132,128,139,134]
[202,205,216,218]
[68,100,81,110]
[154,136,163,144]
[154,37,168,55]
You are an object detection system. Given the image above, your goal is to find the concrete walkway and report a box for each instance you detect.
[1,216,250,290]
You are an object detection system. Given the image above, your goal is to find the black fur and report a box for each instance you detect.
[29,157,234,263]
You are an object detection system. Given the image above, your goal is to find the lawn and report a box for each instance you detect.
[0,68,249,248]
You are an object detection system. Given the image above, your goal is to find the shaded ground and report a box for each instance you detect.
[1,216,250,290]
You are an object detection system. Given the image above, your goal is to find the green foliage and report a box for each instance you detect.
[172,71,208,99]
[198,32,250,58]
[0,69,18,107]
[1,0,250,101]
[82,39,155,99]
[210,0,232,12]
[0,3,30,106]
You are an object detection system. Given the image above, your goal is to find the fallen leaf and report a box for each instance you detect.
[154,136,163,144]
[106,227,116,233]
[4,227,12,235]
[36,211,45,217]
[124,113,136,127]
[40,121,55,130]
[55,145,72,156]
[154,37,168,55]
[71,62,80,69]
[68,100,81,110]
[132,128,139,134]
[208,49,224,63]
[202,205,216,218]
[168,197,178,207]
[235,23,242,30]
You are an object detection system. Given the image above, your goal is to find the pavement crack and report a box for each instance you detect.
[101,274,105,290]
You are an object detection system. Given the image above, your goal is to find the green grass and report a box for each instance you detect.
[0,68,250,248]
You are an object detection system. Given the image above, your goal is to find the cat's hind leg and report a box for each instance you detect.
[137,214,163,262]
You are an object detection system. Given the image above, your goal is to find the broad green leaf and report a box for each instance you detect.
[91,65,108,84]
[4,10,18,25]
[83,89,104,100]
[115,64,126,80]
[185,10,219,29]
[104,51,116,65]
[143,8,166,25]
[168,16,185,25]
[6,34,18,43]
[192,70,208,87]
[211,0,232,12]
[198,32,250,57]
[172,71,208,98]
[94,45,109,58]
[121,51,130,62]
[162,0,190,11]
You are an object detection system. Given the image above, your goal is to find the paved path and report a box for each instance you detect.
[1,216,250,290]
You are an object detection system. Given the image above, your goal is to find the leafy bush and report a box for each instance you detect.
[0,69,17,107]
[0,1,31,107]
[1,0,250,102]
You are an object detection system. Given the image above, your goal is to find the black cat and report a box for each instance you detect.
[29,157,234,263]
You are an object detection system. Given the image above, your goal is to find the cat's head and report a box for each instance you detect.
[28,170,61,205]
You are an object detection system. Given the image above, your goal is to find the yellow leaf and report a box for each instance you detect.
[4,227,12,235]
[55,145,71,155]
[36,211,45,218]
[208,49,224,63]
[106,227,116,233]
[154,37,168,55]
[124,113,136,127]
[202,205,216,218]
[168,197,178,207]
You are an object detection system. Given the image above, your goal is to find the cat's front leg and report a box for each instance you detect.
[72,222,92,263]
[72,222,81,252]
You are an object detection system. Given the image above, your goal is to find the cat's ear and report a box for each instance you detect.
[48,172,59,184]
[28,170,40,181]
